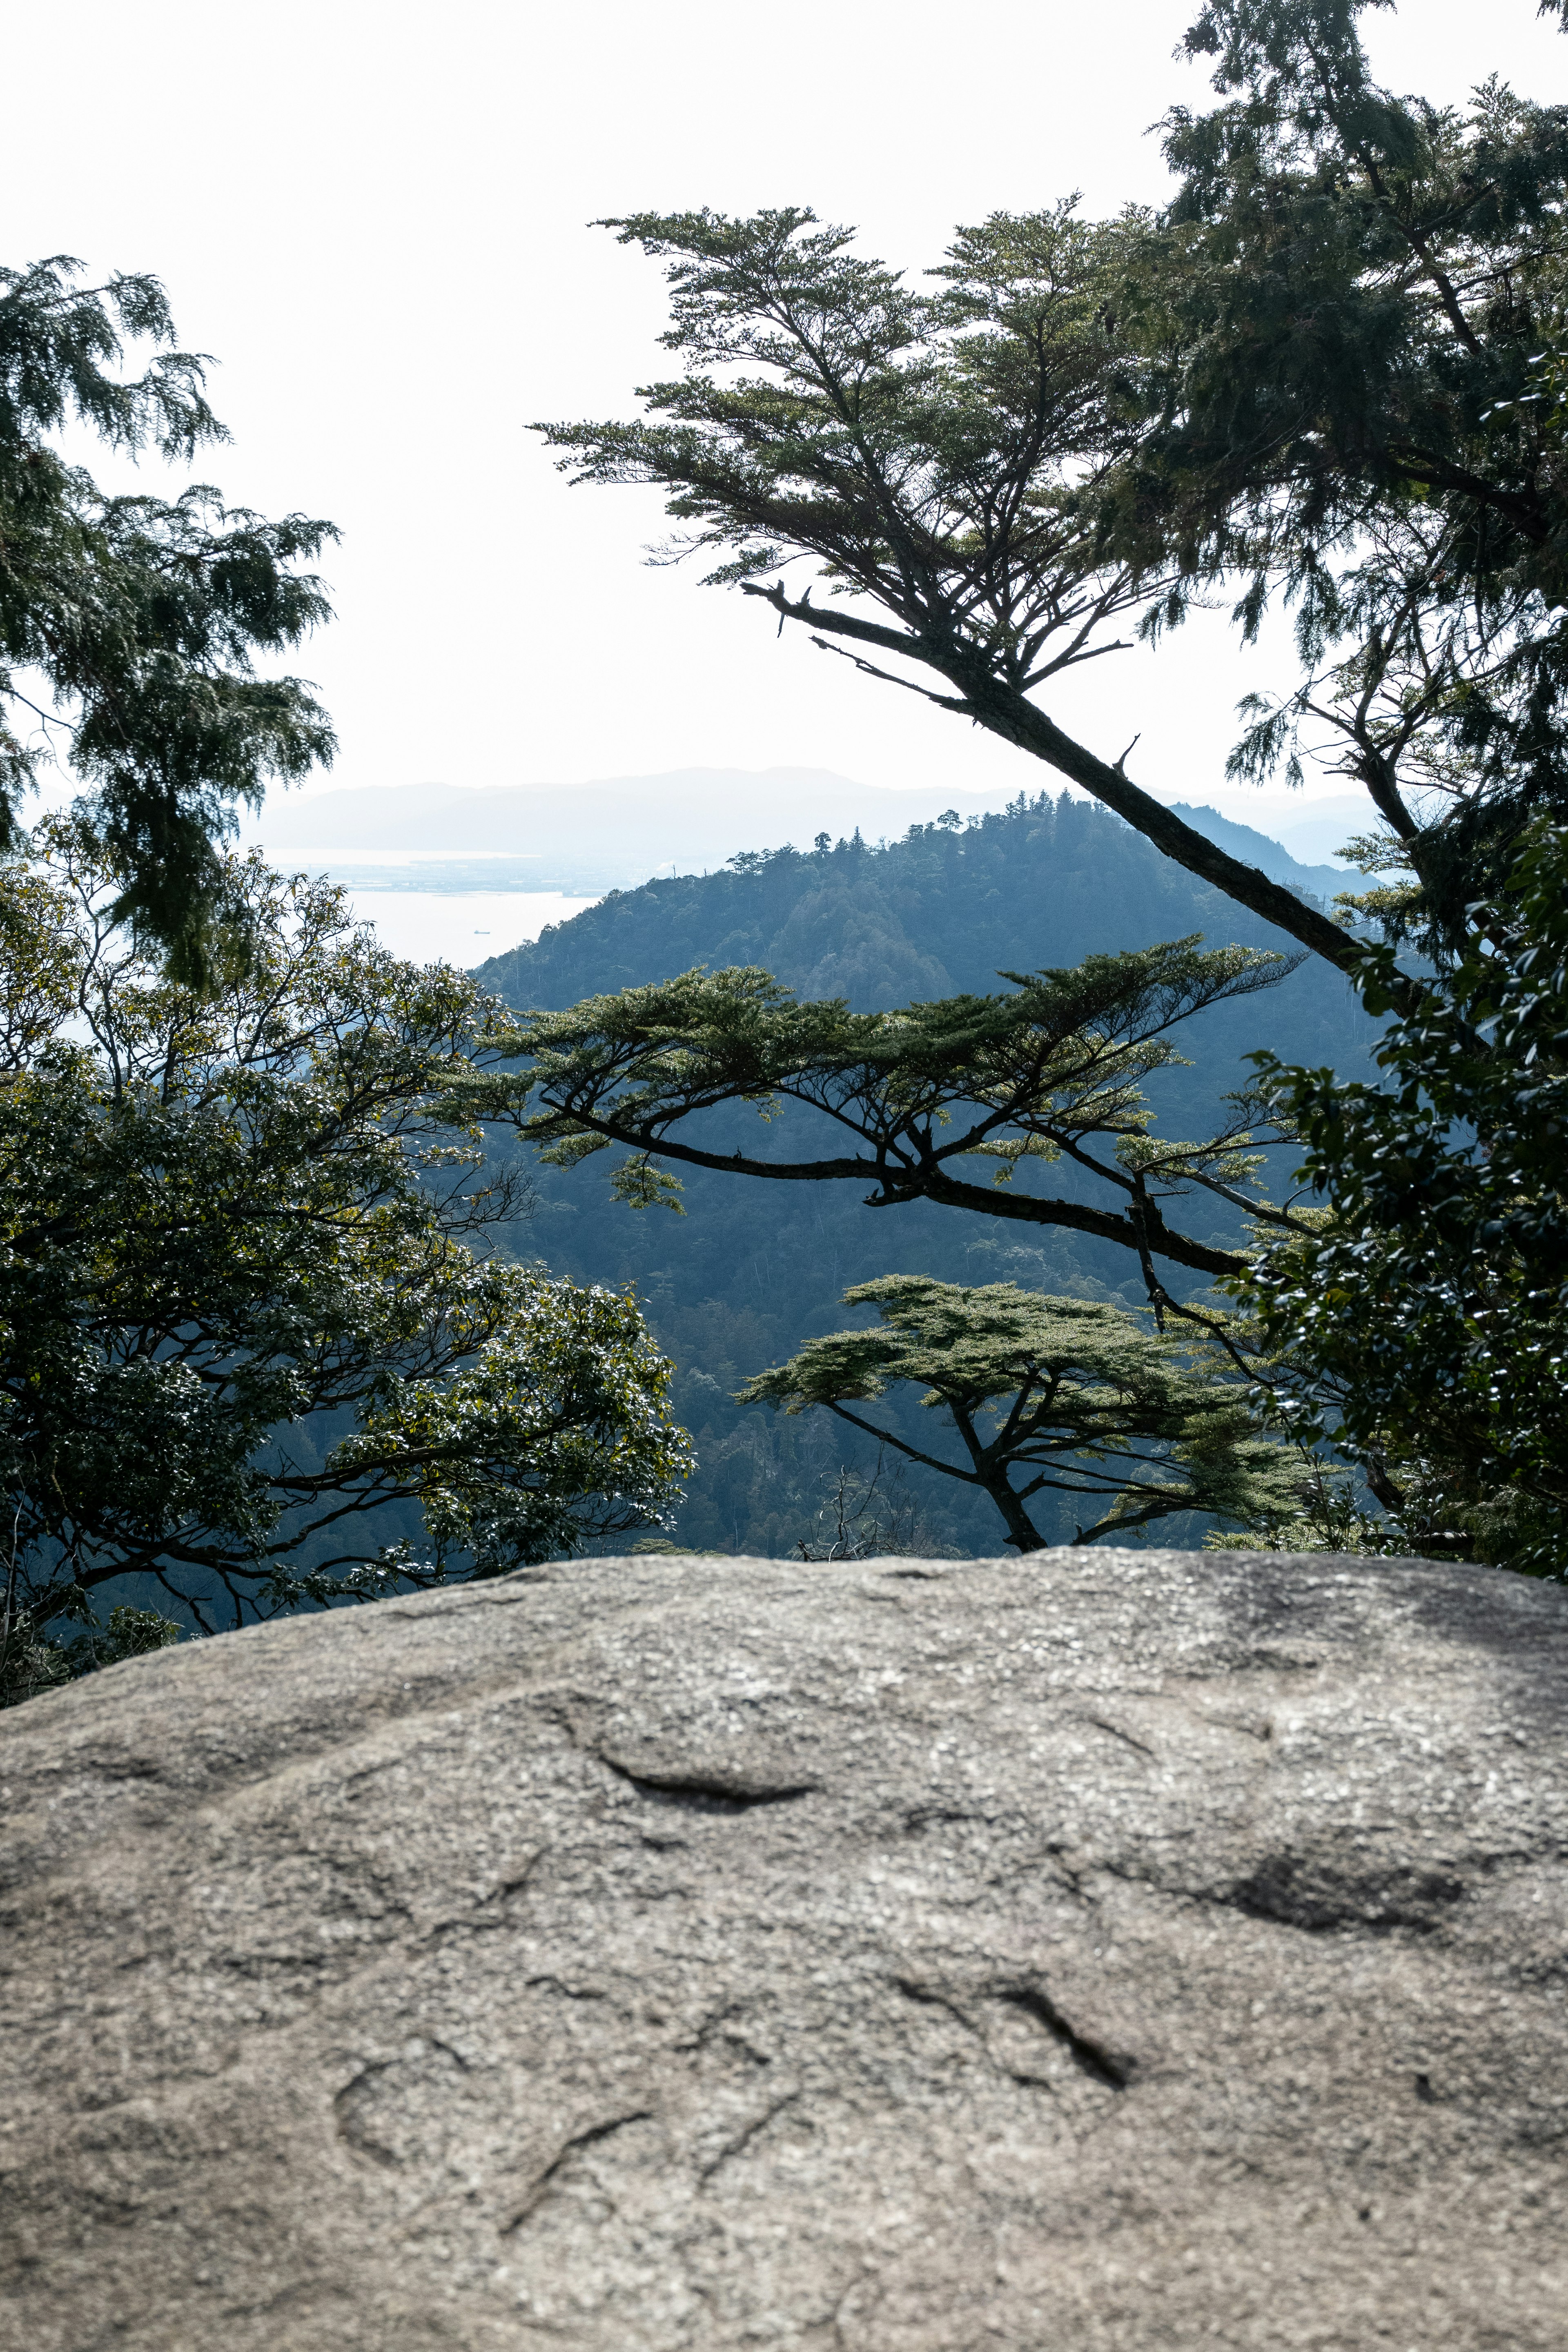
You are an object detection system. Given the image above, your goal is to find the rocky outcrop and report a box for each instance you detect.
[3,1548,1566,2350]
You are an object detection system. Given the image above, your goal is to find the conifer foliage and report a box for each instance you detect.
[1243,822,1568,1570]
[541,2,1568,962]
[525,0,1568,1570]
[537,207,1356,971]
[739,1277,1299,1552]
[0,260,336,981]
[486,937,1305,1287]
[1131,0,1568,942]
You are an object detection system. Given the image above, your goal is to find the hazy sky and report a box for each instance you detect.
[7,0,1564,833]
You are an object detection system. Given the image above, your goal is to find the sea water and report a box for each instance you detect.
[341,888,599,968]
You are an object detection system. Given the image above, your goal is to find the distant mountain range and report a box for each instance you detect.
[1166,802,1357,906]
[253,766,1363,906]
[254,768,1017,894]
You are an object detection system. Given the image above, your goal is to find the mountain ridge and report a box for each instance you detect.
[254,767,1018,894]
[252,771,1356,904]
[472,790,1358,1018]
[1168,801,1354,904]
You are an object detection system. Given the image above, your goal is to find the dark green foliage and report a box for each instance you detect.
[0,258,336,980]
[739,1275,1298,1552]
[0,821,693,1683]
[1155,0,1568,604]
[525,2,1568,1568]
[474,797,1379,1556]
[0,1603,183,1711]
[475,796,1368,1301]
[1122,1,1568,942]
[1242,822,1568,1572]
[486,932,1298,1285]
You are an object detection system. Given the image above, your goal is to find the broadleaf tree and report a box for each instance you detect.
[0,821,693,1700]
[1239,819,1568,1571]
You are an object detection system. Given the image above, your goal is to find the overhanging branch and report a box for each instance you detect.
[525,1101,1247,1277]
[743,581,1415,999]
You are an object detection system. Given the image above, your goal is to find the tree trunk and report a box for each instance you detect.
[980,1472,1049,1553]
[962,675,1363,976]
[752,585,1410,997]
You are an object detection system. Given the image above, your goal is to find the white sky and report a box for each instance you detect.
[7,0,1564,840]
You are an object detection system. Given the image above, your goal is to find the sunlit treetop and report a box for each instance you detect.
[537,203,1360,975]
[540,0,1568,971]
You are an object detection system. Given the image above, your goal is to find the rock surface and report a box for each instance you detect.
[2,1549,1567,2351]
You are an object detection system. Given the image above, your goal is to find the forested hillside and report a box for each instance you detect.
[477,793,1380,1556]
[475,791,1350,1016]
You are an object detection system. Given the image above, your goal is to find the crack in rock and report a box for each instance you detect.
[500,2109,655,2233]
[895,1975,1135,2090]
[333,2062,399,2168]
[1224,1857,1466,1935]
[698,2090,803,2182]
[594,1753,816,1815]
[991,1984,1136,2089]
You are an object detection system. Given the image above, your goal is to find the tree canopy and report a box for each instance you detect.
[0,822,692,1697]
[539,0,1568,972]
[482,936,1310,1294]
[538,203,1358,974]
[1127,0,1568,942]
[1240,818,1568,1571]
[468,795,1376,1559]
[739,1276,1297,1552]
[1,258,336,979]
[512,0,1568,1572]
